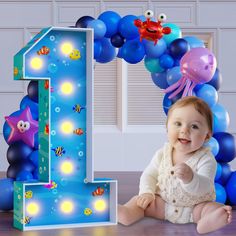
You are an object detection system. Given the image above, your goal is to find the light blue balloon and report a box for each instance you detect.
[87,19,106,39]
[215,163,222,181]
[162,23,182,46]
[215,183,227,204]
[212,103,230,133]
[183,36,205,49]
[144,57,164,73]
[196,84,218,108]
[204,136,219,156]
[143,38,167,58]
[166,66,182,85]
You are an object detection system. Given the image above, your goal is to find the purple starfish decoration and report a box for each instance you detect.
[5,106,38,148]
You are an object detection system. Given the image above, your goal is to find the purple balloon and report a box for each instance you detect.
[164,47,217,99]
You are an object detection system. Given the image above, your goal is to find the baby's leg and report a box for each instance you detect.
[193,201,232,234]
[144,195,165,220]
[118,196,144,226]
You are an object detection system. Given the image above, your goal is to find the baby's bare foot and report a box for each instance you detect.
[197,205,232,234]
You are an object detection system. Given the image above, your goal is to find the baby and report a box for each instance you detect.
[118,96,232,234]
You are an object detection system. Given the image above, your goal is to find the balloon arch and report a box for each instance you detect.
[0,10,236,211]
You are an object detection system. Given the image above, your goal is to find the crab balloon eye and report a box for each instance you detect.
[158,13,167,22]
[144,10,154,19]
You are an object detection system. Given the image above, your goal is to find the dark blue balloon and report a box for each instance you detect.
[207,68,222,91]
[33,169,39,179]
[0,178,14,211]
[216,163,232,185]
[7,160,35,179]
[29,150,39,167]
[213,132,236,162]
[121,39,145,64]
[98,11,121,37]
[27,81,38,102]
[159,54,174,69]
[215,183,227,204]
[94,39,102,60]
[7,141,33,165]
[16,170,34,181]
[162,92,182,115]
[20,95,38,120]
[169,38,190,60]
[96,38,116,63]
[226,171,236,205]
[151,72,169,89]
[111,33,125,48]
[75,16,94,28]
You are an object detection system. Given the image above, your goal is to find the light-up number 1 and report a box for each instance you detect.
[13,27,117,230]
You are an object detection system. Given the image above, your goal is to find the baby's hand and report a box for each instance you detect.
[136,193,155,210]
[173,163,193,184]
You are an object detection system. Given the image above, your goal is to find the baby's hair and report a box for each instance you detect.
[166,96,213,133]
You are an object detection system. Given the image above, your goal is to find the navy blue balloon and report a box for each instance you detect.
[213,132,236,162]
[33,169,38,179]
[75,16,94,28]
[96,38,116,63]
[16,170,34,181]
[226,171,236,205]
[7,141,33,165]
[215,183,227,204]
[121,39,145,64]
[7,160,35,179]
[111,33,125,48]
[216,163,232,185]
[0,178,14,211]
[207,68,222,91]
[169,38,190,60]
[159,54,174,69]
[98,11,121,37]
[29,150,39,167]
[151,72,169,89]
[20,95,38,120]
[162,92,182,115]
[27,81,38,102]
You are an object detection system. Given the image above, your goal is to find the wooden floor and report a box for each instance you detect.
[0,172,236,236]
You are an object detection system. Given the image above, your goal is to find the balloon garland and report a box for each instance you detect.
[1,10,236,211]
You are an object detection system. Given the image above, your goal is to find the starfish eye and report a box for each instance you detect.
[17,120,24,129]
[24,121,30,130]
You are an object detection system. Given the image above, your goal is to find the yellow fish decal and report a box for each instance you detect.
[69,49,81,60]
[25,190,33,199]
[84,208,92,216]
[21,216,32,225]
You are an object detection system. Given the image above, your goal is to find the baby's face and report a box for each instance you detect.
[167,105,211,155]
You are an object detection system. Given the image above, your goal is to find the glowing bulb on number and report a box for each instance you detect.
[61,42,73,55]
[26,202,40,216]
[94,199,107,212]
[30,57,43,70]
[60,200,74,214]
[61,82,74,95]
[60,160,74,174]
[60,121,74,134]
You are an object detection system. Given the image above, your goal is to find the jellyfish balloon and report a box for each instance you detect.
[164,47,217,99]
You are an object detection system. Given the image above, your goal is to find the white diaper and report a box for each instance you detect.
[165,202,193,224]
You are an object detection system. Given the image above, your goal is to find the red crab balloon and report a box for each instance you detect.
[134,10,171,45]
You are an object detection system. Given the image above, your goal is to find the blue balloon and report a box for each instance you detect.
[144,57,164,73]
[212,103,230,133]
[94,39,102,59]
[87,19,107,39]
[143,38,167,58]
[121,39,145,64]
[207,68,222,91]
[215,183,227,204]
[111,33,125,48]
[215,163,222,181]
[226,171,236,205]
[162,92,182,115]
[16,170,34,181]
[0,178,14,211]
[183,36,205,48]
[29,150,39,167]
[204,137,219,156]
[96,38,116,63]
[169,38,190,60]
[118,15,139,40]
[33,168,38,179]
[98,11,121,37]
[159,54,174,69]
[27,81,38,102]
[216,163,232,186]
[162,23,182,46]
[20,95,38,120]
[166,66,182,86]
[75,16,94,28]
[151,72,169,89]
[213,132,236,163]
[196,84,218,108]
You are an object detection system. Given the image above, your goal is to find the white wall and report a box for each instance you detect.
[0,0,236,172]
